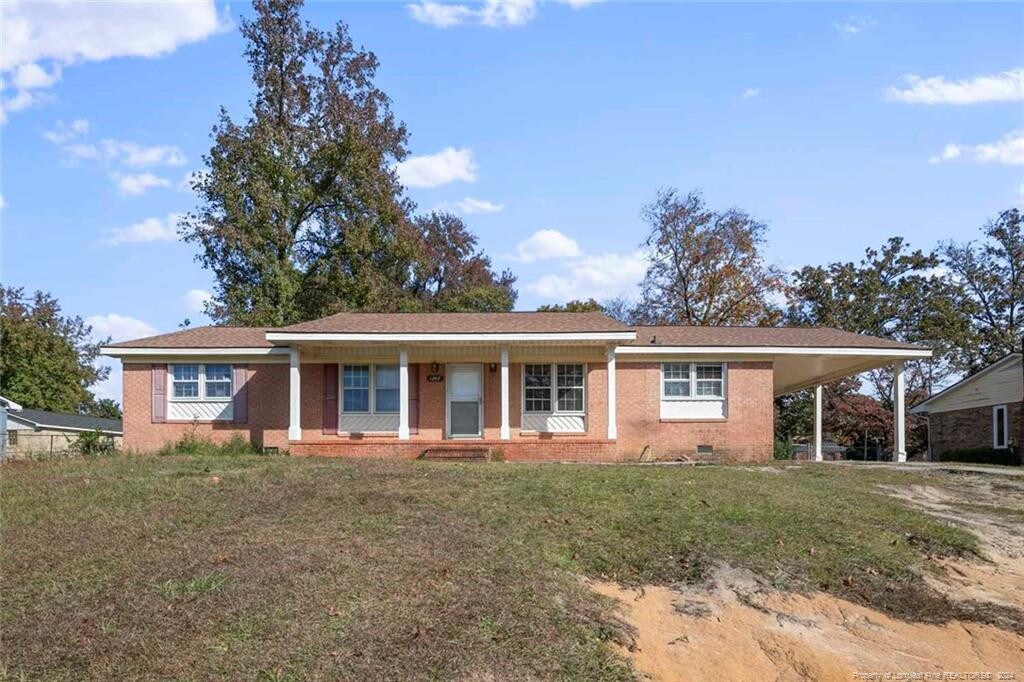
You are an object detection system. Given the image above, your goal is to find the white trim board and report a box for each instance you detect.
[615,346,931,358]
[102,347,290,358]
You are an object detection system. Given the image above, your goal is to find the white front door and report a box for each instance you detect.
[447,364,483,438]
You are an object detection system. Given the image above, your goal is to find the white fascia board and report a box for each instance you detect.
[100,346,290,358]
[264,331,637,343]
[614,345,931,358]
[911,352,1020,412]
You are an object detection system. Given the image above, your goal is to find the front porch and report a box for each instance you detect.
[279,340,622,456]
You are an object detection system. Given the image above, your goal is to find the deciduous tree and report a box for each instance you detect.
[405,212,516,312]
[940,208,1023,372]
[633,189,786,326]
[0,287,111,415]
[181,0,413,325]
[536,298,604,313]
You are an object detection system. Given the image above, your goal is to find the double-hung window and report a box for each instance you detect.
[343,365,371,413]
[524,363,585,414]
[661,362,725,400]
[171,364,231,400]
[342,364,399,414]
[993,405,1009,449]
[374,365,400,414]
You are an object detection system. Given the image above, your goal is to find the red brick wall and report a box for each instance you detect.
[615,361,774,462]
[122,362,291,451]
[928,402,1022,457]
[122,358,774,462]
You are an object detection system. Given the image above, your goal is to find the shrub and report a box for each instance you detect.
[72,429,116,458]
[773,437,794,460]
[936,447,1021,466]
[157,431,261,457]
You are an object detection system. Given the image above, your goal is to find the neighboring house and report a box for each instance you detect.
[911,353,1022,459]
[0,396,123,460]
[100,312,929,462]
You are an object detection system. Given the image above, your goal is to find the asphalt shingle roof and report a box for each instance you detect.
[8,408,122,434]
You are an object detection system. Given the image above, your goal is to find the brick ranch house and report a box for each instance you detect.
[101,312,929,462]
[911,353,1022,459]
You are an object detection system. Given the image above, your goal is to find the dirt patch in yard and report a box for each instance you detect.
[593,564,1024,681]
[879,477,1024,612]
[594,471,1024,681]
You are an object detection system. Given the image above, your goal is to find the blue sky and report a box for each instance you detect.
[1,1,1022,403]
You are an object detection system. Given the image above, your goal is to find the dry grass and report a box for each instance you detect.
[0,456,999,680]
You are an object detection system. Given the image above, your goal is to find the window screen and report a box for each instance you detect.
[556,364,585,412]
[524,364,552,413]
[343,365,370,412]
[172,364,200,398]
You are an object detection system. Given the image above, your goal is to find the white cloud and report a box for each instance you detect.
[930,130,1024,166]
[480,0,537,27]
[407,1,476,27]
[396,146,477,188]
[43,117,89,144]
[85,313,158,404]
[0,0,228,120]
[407,0,537,28]
[512,229,581,262]
[834,15,876,36]
[928,144,963,164]
[112,172,170,196]
[0,195,5,209]
[456,197,504,214]
[86,313,158,343]
[526,251,647,301]
[886,68,1024,105]
[11,61,61,90]
[101,213,181,246]
[183,288,212,314]
[741,88,760,99]
[45,126,186,170]
[101,139,186,167]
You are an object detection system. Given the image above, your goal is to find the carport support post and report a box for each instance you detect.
[607,346,617,440]
[288,347,301,441]
[500,346,510,440]
[813,384,823,461]
[894,360,907,462]
[399,348,410,440]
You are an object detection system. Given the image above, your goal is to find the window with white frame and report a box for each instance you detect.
[342,364,399,414]
[524,363,585,414]
[170,364,232,400]
[993,405,1008,449]
[661,362,725,400]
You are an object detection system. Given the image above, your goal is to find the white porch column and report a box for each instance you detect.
[813,384,823,461]
[894,360,907,462]
[500,346,510,440]
[399,348,410,440]
[288,347,301,441]
[607,346,617,440]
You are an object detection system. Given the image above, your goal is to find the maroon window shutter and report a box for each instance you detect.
[323,364,339,434]
[151,364,167,423]
[408,363,420,434]
[232,365,249,424]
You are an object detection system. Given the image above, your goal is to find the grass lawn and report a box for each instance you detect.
[0,455,998,680]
